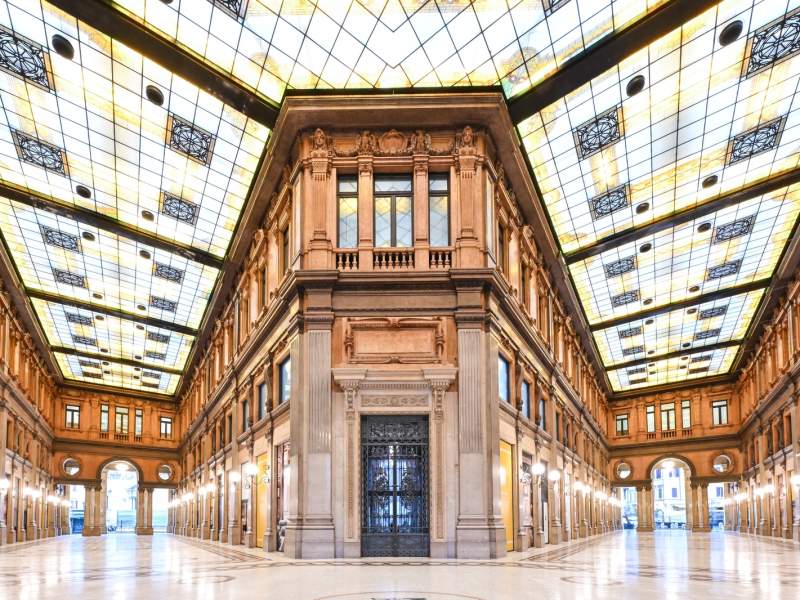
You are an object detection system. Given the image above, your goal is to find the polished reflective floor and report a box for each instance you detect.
[0,531,797,600]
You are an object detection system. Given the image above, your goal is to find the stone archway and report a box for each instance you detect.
[649,456,695,531]
[100,459,140,534]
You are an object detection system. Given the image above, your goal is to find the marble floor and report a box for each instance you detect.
[0,531,797,600]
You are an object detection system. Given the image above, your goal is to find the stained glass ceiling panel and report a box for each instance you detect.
[111,0,666,102]
[593,288,763,366]
[0,0,270,258]
[0,195,219,329]
[32,297,194,371]
[569,183,800,325]
[54,350,179,394]
[607,345,738,392]
[518,0,800,254]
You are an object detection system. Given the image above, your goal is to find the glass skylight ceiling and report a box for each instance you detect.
[55,351,180,394]
[569,184,800,324]
[0,196,218,329]
[0,0,796,396]
[112,0,665,101]
[593,288,763,366]
[32,298,194,371]
[607,345,739,392]
[518,0,800,255]
[0,0,269,258]
[517,0,800,390]
[0,0,269,394]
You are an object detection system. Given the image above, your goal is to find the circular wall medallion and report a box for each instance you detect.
[63,457,80,476]
[713,454,732,474]
[157,464,173,481]
[615,462,632,480]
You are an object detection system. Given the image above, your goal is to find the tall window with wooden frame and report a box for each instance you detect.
[160,416,173,439]
[428,173,449,247]
[337,175,358,248]
[115,407,129,434]
[497,219,508,275]
[100,404,109,432]
[498,355,510,403]
[65,404,80,429]
[521,259,531,311]
[281,225,290,274]
[374,176,413,247]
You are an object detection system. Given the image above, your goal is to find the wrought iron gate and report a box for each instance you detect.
[361,415,429,557]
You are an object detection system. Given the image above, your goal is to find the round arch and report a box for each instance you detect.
[648,454,694,531]
[645,454,697,480]
[95,457,145,482]
[98,458,142,534]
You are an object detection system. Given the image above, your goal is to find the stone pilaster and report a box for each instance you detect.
[284,326,335,558]
[454,327,506,558]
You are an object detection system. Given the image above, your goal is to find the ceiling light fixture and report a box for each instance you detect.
[625,75,646,97]
[145,84,165,106]
[719,20,743,46]
[51,34,74,60]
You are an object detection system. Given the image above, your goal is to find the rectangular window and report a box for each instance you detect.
[646,405,656,432]
[615,413,629,436]
[337,176,358,248]
[260,268,267,308]
[712,400,728,425]
[428,174,449,246]
[521,381,531,419]
[280,358,292,404]
[65,404,80,429]
[160,417,173,439]
[555,411,561,443]
[660,402,676,431]
[100,404,109,432]
[538,397,546,430]
[227,414,233,442]
[374,176,412,247]
[115,407,129,434]
[498,356,510,403]
[671,488,678,499]
[281,226,290,273]
[241,399,250,430]
[135,408,143,436]
[681,400,691,428]
[258,382,267,420]
[521,261,530,310]
[497,221,507,274]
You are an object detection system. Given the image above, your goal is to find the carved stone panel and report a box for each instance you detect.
[344,317,445,365]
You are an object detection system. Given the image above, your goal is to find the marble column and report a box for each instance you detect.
[532,474,544,548]
[228,477,241,545]
[547,478,561,545]
[82,486,93,537]
[696,484,710,531]
[285,327,335,559]
[200,487,210,540]
[46,498,56,537]
[579,490,588,538]
[0,404,6,545]
[145,489,153,534]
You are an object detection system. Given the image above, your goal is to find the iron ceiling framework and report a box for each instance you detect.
[0,0,797,398]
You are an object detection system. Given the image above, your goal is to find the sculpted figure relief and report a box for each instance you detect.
[356,130,377,154]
